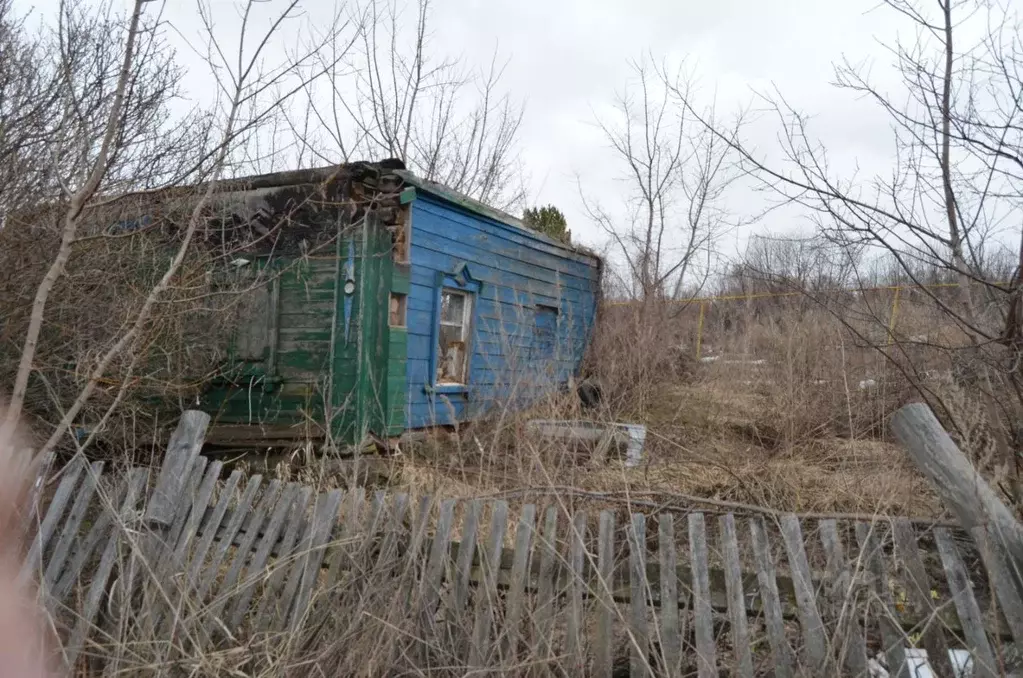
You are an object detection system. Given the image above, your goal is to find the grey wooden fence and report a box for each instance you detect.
[20,407,1022,677]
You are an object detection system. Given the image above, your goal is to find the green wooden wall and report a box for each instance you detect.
[201,215,408,446]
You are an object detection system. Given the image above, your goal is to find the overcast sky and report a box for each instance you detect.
[21,0,921,261]
[427,0,903,254]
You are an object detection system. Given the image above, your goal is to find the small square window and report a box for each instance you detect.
[436,289,472,384]
[389,292,407,327]
[534,305,558,359]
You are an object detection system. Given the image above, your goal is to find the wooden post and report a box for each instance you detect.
[892,402,1023,646]
[145,410,210,529]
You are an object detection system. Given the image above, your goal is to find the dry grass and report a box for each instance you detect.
[366,293,1012,522]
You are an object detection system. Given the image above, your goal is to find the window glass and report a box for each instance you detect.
[436,289,471,384]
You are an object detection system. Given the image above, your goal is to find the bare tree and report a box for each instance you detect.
[298,0,525,208]
[0,0,351,452]
[585,58,743,304]
[669,0,1023,502]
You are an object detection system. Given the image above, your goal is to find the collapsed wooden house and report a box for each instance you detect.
[92,161,603,446]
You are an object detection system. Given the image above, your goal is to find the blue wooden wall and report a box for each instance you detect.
[405,193,601,428]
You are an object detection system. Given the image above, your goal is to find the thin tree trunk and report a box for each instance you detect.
[0,0,147,440]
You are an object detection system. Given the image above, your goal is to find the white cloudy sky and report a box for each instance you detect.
[22,0,925,261]
[430,0,903,253]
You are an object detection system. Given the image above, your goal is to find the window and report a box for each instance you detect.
[391,206,411,263]
[534,305,559,359]
[389,292,407,327]
[436,289,472,384]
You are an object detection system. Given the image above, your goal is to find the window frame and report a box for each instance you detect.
[428,270,480,394]
[533,303,559,361]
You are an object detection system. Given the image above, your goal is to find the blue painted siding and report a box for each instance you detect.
[406,194,600,429]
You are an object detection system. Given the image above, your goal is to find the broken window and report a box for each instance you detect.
[392,206,411,263]
[436,289,472,384]
[389,292,407,327]
[533,304,558,359]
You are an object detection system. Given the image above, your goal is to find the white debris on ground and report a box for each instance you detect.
[868,648,975,678]
[525,420,648,467]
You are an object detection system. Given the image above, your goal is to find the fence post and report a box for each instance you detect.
[146,410,210,529]
[891,402,1023,645]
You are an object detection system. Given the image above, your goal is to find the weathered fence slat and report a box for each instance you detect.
[373,492,409,573]
[968,524,1023,646]
[565,509,587,672]
[470,500,508,668]
[146,410,210,529]
[818,519,869,677]
[209,479,283,620]
[419,498,456,624]
[260,485,313,631]
[43,461,104,591]
[52,468,143,605]
[892,403,1023,637]
[452,500,482,618]
[227,483,301,629]
[172,460,223,563]
[749,517,795,678]
[891,518,954,678]
[63,468,147,670]
[934,527,998,678]
[534,505,560,656]
[393,495,431,613]
[157,459,224,635]
[287,488,344,631]
[187,470,243,590]
[502,503,536,664]
[195,474,263,601]
[689,512,718,678]
[855,521,908,678]
[165,456,208,557]
[21,456,85,584]
[594,509,616,678]
[719,513,754,678]
[630,513,651,678]
[779,514,827,673]
[658,513,681,678]
[326,487,365,588]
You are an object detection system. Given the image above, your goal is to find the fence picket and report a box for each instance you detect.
[227,483,301,629]
[287,489,344,631]
[934,527,998,678]
[594,510,616,678]
[186,470,243,591]
[818,519,869,676]
[749,517,795,678]
[630,513,651,678]
[419,498,456,624]
[63,468,146,671]
[565,510,587,672]
[779,514,827,672]
[195,475,264,602]
[658,513,681,678]
[689,512,718,678]
[502,503,536,665]
[719,513,754,678]
[534,506,560,657]
[43,461,104,591]
[470,500,509,668]
[891,519,955,678]
[21,457,85,584]
[855,521,908,678]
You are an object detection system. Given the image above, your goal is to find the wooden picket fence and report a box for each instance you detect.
[20,408,1023,677]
